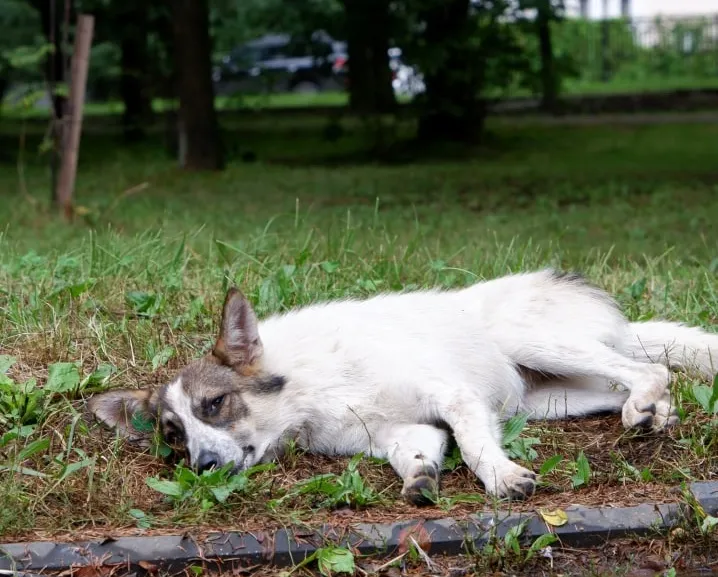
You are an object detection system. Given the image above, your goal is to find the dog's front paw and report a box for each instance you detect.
[622,392,679,432]
[485,462,537,501]
[402,463,440,506]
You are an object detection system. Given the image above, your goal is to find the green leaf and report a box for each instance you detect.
[0,425,35,448]
[502,413,529,446]
[146,477,184,497]
[45,362,81,393]
[56,458,94,482]
[0,464,48,477]
[174,464,200,486]
[525,533,559,561]
[0,355,17,375]
[209,485,233,503]
[150,438,173,458]
[128,508,146,519]
[710,373,718,413]
[571,451,591,488]
[693,383,713,413]
[321,261,339,274]
[17,437,50,460]
[539,454,563,476]
[126,291,160,316]
[131,411,156,433]
[151,346,175,371]
[701,515,718,534]
[85,364,115,386]
[316,547,355,576]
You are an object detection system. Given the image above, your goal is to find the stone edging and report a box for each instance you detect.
[2,481,717,576]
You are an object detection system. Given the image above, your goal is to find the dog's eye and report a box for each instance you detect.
[209,395,225,413]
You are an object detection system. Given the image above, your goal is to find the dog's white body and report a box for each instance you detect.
[90,269,718,502]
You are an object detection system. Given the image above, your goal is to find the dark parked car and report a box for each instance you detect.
[212,31,348,96]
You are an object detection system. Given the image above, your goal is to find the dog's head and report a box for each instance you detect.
[88,287,287,473]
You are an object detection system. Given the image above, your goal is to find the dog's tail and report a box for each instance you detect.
[627,321,718,380]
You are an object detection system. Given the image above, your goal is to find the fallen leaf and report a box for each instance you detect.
[539,508,568,527]
[138,561,159,574]
[397,523,431,554]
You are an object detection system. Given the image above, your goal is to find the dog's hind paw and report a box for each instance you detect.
[622,391,679,432]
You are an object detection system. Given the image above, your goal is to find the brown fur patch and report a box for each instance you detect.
[238,360,262,377]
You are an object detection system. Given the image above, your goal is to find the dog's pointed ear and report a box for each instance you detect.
[87,388,159,442]
[213,287,263,371]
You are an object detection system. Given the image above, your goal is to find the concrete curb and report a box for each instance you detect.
[2,482,717,575]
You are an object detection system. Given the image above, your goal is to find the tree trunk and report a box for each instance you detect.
[30,0,71,205]
[343,0,396,114]
[56,14,94,220]
[171,0,224,170]
[600,0,611,82]
[0,75,8,110]
[536,1,558,113]
[417,0,483,143]
[119,4,152,142]
[579,0,589,18]
[620,0,631,19]
[32,0,67,120]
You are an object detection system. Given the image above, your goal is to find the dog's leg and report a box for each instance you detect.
[375,423,449,506]
[433,395,537,500]
[521,378,629,420]
[521,343,676,432]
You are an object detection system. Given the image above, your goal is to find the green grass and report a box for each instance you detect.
[0,115,717,569]
[3,73,717,120]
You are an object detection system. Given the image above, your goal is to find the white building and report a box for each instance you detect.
[565,0,718,19]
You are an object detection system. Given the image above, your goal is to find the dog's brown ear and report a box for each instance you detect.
[88,388,159,442]
[213,287,263,372]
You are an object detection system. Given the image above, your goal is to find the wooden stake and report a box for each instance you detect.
[56,13,94,220]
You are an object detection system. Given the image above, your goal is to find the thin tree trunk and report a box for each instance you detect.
[119,3,151,142]
[417,0,484,143]
[536,0,558,113]
[620,0,631,19]
[56,14,94,220]
[32,0,67,120]
[601,0,611,82]
[172,0,224,170]
[579,0,589,18]
[31,0,69,204]
[370,0,396,112]
[343,0,396,114]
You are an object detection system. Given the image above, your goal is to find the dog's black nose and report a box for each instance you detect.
[196,450,220,473]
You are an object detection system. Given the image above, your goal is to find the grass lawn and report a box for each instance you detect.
[3,74,718,120]
[1,114,718,574]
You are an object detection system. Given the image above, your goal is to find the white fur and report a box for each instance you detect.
[172,269,718,499]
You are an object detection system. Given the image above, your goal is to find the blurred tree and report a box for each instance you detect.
[117,1,151,141]
[213,0,345,48]
[172,0,224,170]
[522,0,564,112]
[396,0,532,143]
[0,0,41,107]
[343,0,396,113]
[27,0,69,120]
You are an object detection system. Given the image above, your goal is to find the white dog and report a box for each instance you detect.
[88,269,718,504]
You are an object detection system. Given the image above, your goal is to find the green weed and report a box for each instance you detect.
[146,460,274,511]
[269,453,382,510]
